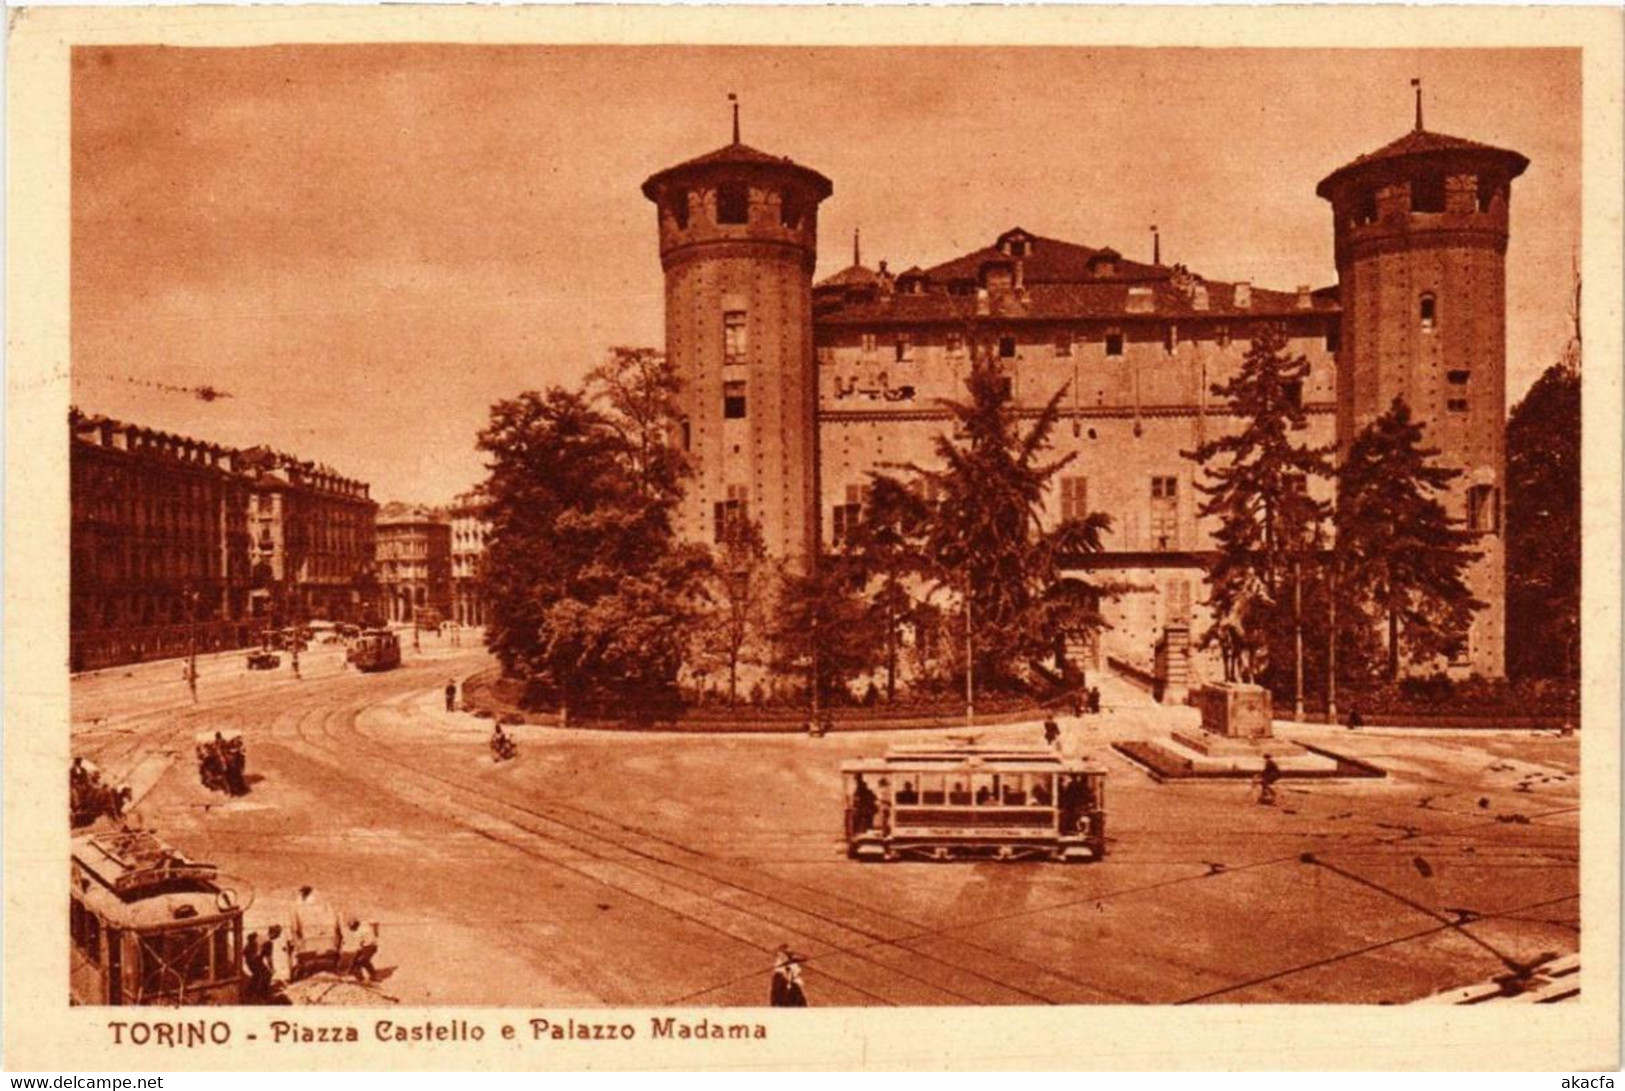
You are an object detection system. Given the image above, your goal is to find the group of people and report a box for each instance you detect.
[490,722,518,762]
[196,732,249,796]
[1069,687,1104,718]
[69,756,130,827]
[242,886,381,1003]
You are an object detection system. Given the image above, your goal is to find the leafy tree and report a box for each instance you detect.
[771,554,875,707]
[843,475,931,700]
[1506,346,1581,678]
[867,354,1112,694]
[690,516,772,704]
[1184,324,1331,684]
[477,351,705,720]
[1336,396,1482,680]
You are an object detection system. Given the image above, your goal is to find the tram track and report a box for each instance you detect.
[330,681,1581,1006]
[103,661,1580,1007]
[289,698,1095,1006]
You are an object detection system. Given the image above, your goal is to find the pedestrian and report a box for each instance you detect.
[445,679,458,713]
[770,945,809,1007]
[1043,718,1061,749]
[243,930,271,1001]
[1347,704,1363,730]
[1089,686,1101,715]
[290,886,340,980]
[265,924,293,988]
[1258,753,1282,806]
[343,916,380,983]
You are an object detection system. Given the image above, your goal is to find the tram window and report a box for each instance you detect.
[895,780,919,805]
[1002,775,1028,806]
[1031,777,1053,806]
[920,775,946,805]
[948,781,971,806]
[971,774,996,806]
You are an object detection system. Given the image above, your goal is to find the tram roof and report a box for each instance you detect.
[841,744,1099,774]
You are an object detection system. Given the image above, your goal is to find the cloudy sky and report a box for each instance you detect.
[72,45,1580,504]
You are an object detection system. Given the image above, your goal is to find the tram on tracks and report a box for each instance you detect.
[347,628,401,672]
[840,742,1107,862]
[71,827,247,1005]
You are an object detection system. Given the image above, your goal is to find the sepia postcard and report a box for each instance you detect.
[5,3,1622,1073]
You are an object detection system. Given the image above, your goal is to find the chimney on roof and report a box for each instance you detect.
[1296,285,1313,310]
[1235,281,1252,310]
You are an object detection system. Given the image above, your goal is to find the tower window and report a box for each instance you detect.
[723,380,747,419]
[1055,332,1073,358]
[780,192,802,229]
[1150,476,1179,551]
[1164,325,1177,355]
[1420,294,1437,331]
[1467,485,1500,534]
[1411,175,1446,214]
[1105,332,1124,357]
[670,191,690,230]
[998,335,1017,359]
[680,418,691,451]
[1060,476,1089,521]
[1356,191,1378,226]
[1447,369,1470,385]
[717,182,749,225]
[831,485,871,547]
[1447,397,1469,413]
[714,485,749,543]
[723,311,747,365]
[860,333,877,358]
[894,334,912,363]
[1477,176,1498,213]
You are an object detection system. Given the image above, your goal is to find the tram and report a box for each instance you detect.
[840,742,1107,862]
[347,628,401,672]
[71,827,246,1005]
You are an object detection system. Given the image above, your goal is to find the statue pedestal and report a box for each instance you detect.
[1199,683,1273,740]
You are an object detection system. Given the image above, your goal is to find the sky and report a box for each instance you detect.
[71,46,1581,505]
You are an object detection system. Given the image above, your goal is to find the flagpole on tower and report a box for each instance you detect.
[729,92,740,144]
[1412,78,1423,131]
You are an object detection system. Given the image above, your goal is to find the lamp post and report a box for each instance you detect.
[186,585,200,703]
[964,566,975,727]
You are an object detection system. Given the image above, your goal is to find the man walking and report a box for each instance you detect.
[1258,754,1282,807]
[445,679,458,713]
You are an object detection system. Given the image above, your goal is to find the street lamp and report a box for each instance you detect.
[185,584,199,703]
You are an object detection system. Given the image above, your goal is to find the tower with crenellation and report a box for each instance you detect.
[640,107,832,571]
[1317,88,1527,678]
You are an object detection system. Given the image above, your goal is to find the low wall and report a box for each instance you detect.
[460,667,1077,734]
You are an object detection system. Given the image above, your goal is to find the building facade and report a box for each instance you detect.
[376,508,453,626]
[236,447,377,625]
[643,115,1521,686]
[449,492,490,627]
[69,411,376,671]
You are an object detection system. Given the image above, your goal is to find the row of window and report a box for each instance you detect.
[1351,174,1504,227]
[728,478,1504,548]
[668,185,806,231]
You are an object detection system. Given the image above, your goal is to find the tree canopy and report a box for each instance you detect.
[1336,396,1482,680]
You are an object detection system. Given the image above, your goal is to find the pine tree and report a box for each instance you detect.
[868,353,1112,693]
[1184,324,1331,684]
[1336,396,1483,680]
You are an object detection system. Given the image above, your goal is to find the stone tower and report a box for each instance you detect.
[641,126,832,570]
[1317,106,1528,678]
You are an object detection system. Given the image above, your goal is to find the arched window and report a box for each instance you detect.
[1419,293,1437,331]
[717,183,749,225]
[780,191,801,229]
[670,191,690,230]
[1411,175,1446,214]
[1467,485,1500,534]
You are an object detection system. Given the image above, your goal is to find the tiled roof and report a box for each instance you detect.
[642,142,833,200]
[925,233,1160,285]
[816,264,879,290]
[1317,128,1528,197]
[814,229,1339,326]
